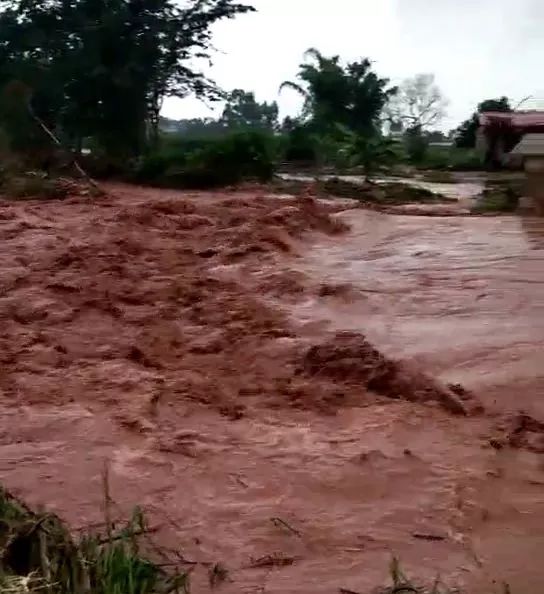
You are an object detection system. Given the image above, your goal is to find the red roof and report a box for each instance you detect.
[479,111,544,129]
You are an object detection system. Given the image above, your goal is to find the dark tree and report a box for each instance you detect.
[221,89,279,130]
[0,0,254,157]
[455,96,511,148]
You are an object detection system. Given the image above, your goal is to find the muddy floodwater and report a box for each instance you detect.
[292,211,544,415]
[0,183,543,594]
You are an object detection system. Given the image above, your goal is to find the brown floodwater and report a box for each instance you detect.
[291,211,544,416]
[0,186,543,594]
[283,209,544,592]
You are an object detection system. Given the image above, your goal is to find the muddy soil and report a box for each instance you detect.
[0,184,543,593]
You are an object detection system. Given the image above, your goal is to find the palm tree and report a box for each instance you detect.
[280,48,344,124]
[280,48,396,137]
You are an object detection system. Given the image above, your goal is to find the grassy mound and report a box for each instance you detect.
[272,176,453,206]
[322,177,449,205]
[472,182,521,214]
[0,170,103,201]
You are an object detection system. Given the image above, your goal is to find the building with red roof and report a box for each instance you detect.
[477,111,544,167]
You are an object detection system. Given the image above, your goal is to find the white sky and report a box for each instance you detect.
[163,0,544,131]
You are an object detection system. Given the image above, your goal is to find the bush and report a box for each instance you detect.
[132,130,279,188]
[404,126,428,163]
[422,146,483,171]
[81,154,134,179]
[282,124,317,164]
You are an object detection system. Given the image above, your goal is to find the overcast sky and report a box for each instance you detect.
[163,0,544,130]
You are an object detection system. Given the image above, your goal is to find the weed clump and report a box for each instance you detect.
[0,487,188,594]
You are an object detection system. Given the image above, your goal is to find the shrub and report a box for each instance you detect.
[404,126,428,163]
[132,130,279,188]
[81,154,133,179]
[282,124,317,164]
[422,146,483,171]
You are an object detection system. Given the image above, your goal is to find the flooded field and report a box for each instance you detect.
[0,182,543,593]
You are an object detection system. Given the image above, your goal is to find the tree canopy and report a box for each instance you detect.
[0,0,254,157]
[221,89,279,131]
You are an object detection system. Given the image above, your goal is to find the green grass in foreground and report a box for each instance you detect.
[0,487,189,594]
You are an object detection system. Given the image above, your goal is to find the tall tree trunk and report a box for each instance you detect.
[148,89,163,151]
